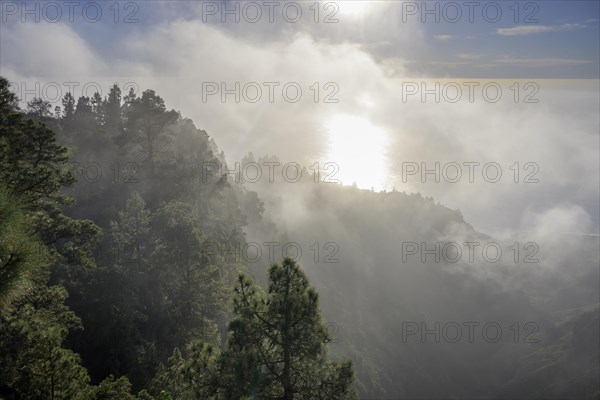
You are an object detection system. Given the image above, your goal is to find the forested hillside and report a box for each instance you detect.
[1,77,598,399]
[0,77,355,399]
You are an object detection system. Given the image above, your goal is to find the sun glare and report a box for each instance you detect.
[324,114,389,191]
[339,1,372,17]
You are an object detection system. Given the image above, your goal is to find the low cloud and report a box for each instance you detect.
[496,23,587,36]
[494,57,592,67]
[456,53,482,60]
[433,34,455,42]
[2,20,598,234]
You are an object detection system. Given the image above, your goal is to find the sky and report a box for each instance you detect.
[1,0,599,235]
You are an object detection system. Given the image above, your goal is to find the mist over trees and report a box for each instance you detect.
[1,76,598,399]
[0,76,356,399]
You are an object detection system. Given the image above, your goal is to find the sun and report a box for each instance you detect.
[339,1,373,18]
[324,114,389,191]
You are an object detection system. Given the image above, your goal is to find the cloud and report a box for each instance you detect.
[522,205,593,238]
[424,61,470,67]
[1,19,598,234]
[496,23,587,36]
[493,57,592,67]
[433,35,455,42]
[0,22,102,78]
[456,53,482,60]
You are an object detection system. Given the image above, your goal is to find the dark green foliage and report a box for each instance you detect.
[0,274,91,399]
[0,89,74,205]
[9,77,247,392]
[0,77,100,273]
[61,92,75,121]
[91,375,137,400]
[26,98,53,118]
[0,76,97,399]
[3,75,357,399]
[122,89,179,177]
[152,258,357,400]
[0,186,47,310]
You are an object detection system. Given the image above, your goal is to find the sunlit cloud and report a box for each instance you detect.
[496,23,587,36]
[433,34,455,42]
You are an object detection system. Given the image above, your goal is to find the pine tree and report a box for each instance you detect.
[104,84,123,135]
[149,200,224,346]
[91,92,105,125]
[27,97,52,118]
[74,96,93,122]
[61,92,75,121]
[110,191,151,269]
[124,90,179,176]
[219,258,356,399]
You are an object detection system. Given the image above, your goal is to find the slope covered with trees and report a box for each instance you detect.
[0,76,355,399]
